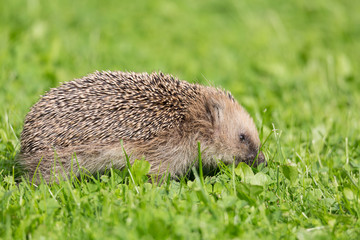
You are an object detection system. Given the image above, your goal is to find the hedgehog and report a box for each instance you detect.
[18,71,266,182]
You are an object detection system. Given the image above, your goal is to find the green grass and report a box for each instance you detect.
[1,0,360,239]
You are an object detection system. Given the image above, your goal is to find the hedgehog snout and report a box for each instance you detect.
[257,151,267,166]
[236,150,266,167]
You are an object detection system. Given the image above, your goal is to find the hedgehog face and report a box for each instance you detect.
[205,95,266,167]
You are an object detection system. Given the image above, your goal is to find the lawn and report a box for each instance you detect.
[1,0,360,239]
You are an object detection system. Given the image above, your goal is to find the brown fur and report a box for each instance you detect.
[18,71,265,182]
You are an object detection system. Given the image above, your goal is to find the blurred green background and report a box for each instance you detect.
[1,0,359,121]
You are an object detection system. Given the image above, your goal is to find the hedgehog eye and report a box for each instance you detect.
[239,134,246,142]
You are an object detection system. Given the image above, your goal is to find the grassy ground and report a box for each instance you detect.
[1,0,360,239]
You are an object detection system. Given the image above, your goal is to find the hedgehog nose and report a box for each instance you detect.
[258,151,267,166]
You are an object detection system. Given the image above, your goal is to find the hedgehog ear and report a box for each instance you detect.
[205,100,223,126]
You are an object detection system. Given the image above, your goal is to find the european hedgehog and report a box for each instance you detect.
[19,71,266,182]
